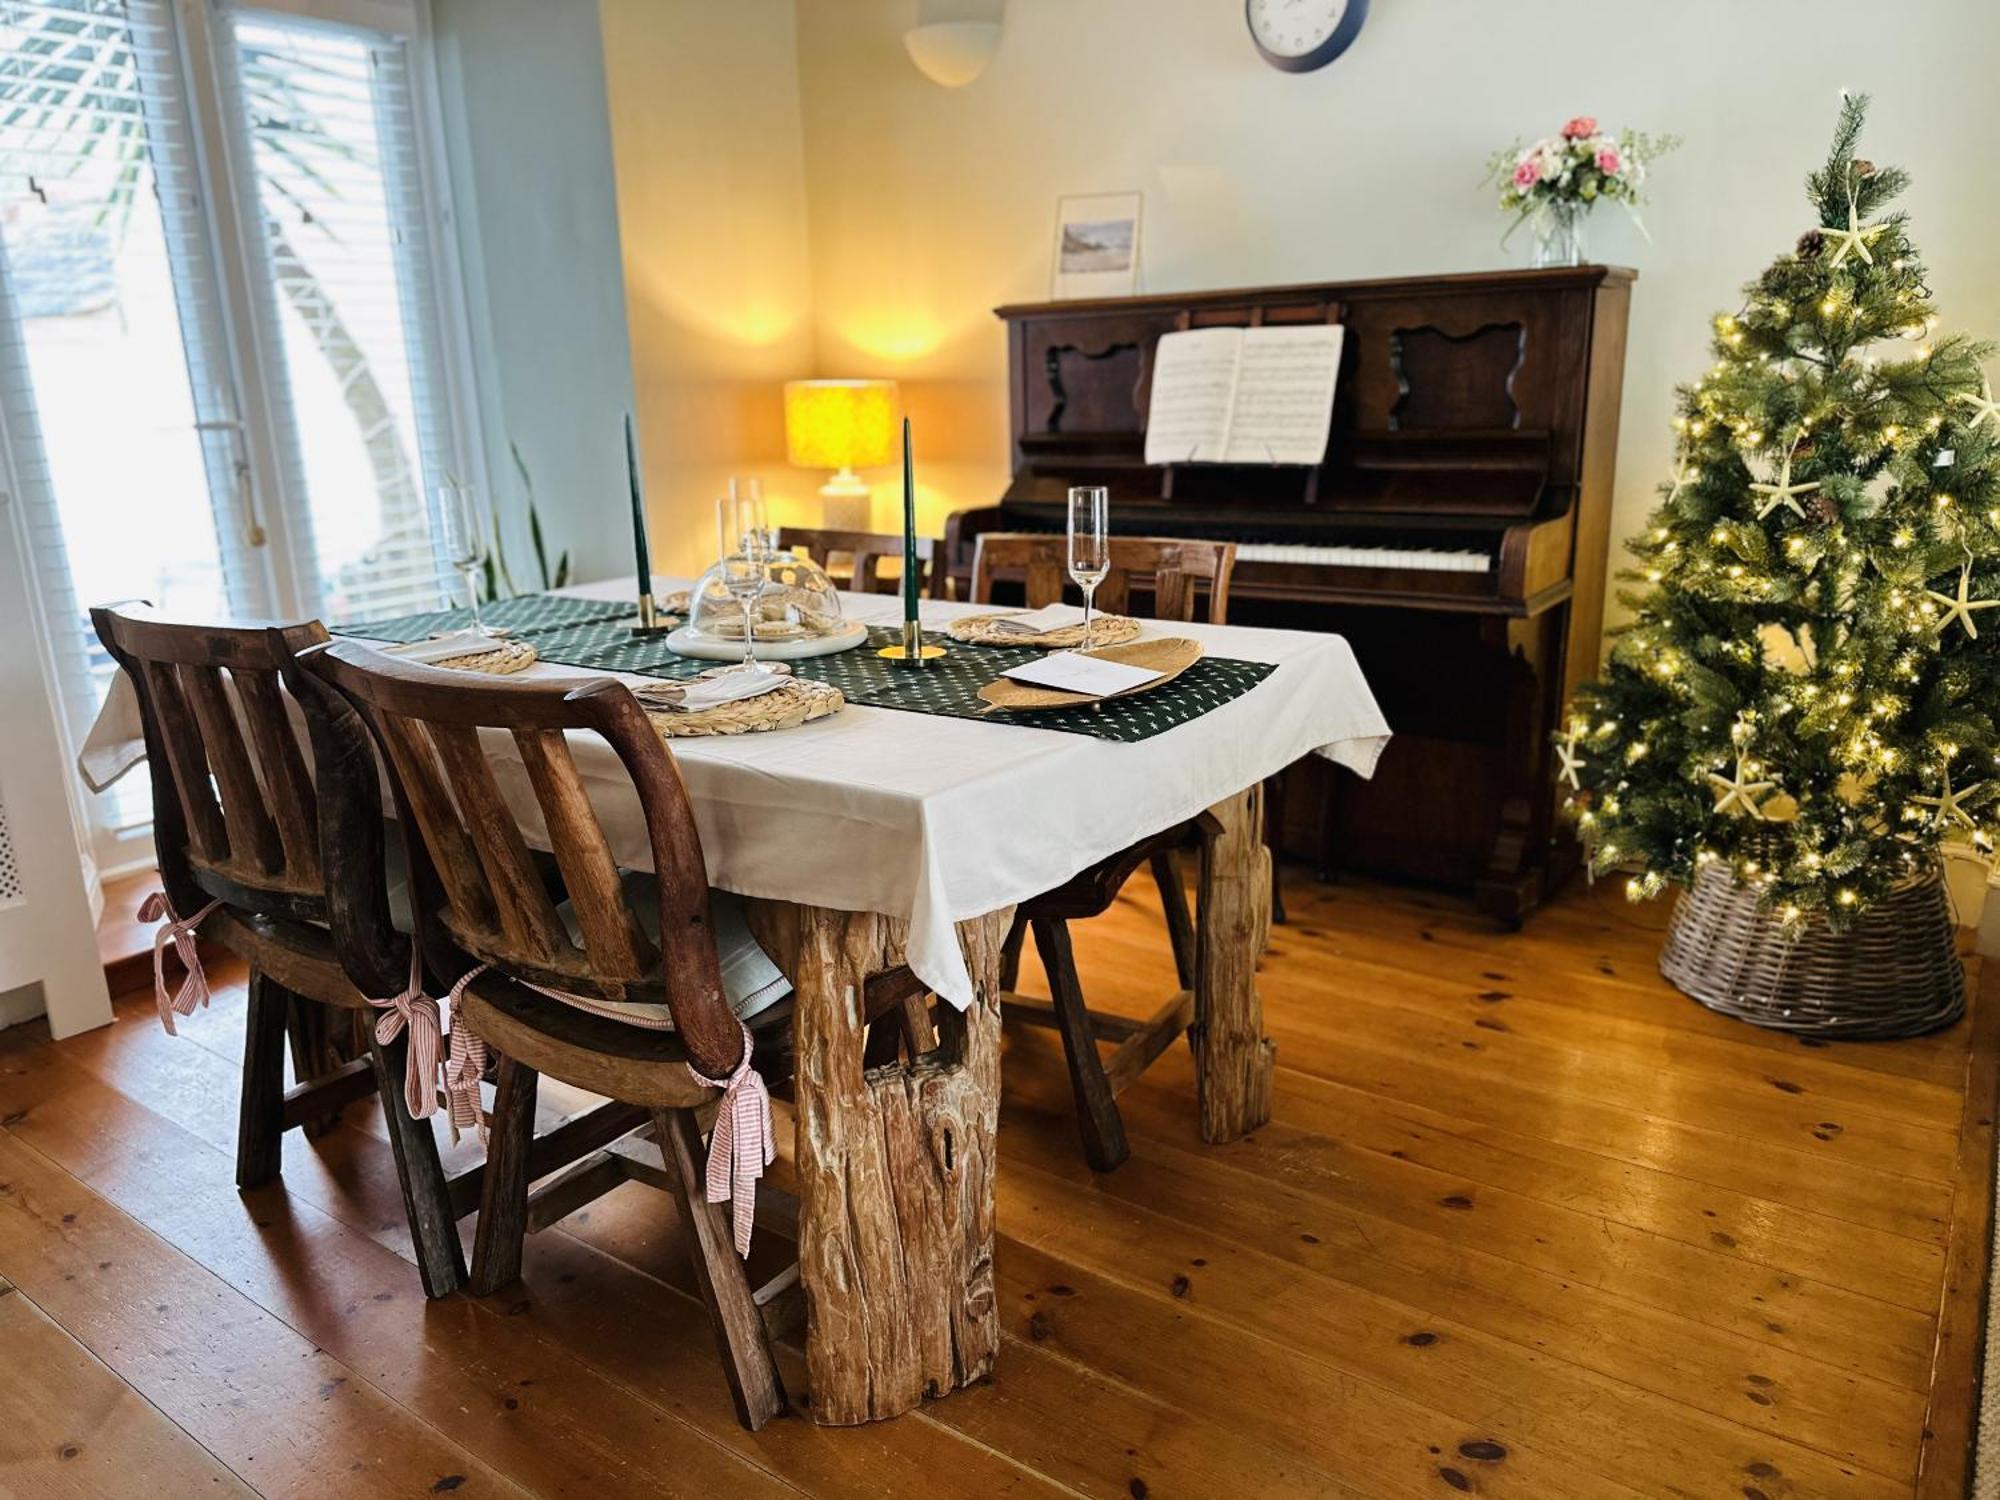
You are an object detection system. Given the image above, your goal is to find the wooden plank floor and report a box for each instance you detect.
[1,871,1992,1498]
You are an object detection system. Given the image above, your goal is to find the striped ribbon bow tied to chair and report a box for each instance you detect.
[139,890,222,1036]
[367,947,445,1120]
[442,965,491,1144]
[688,1020,774,1258]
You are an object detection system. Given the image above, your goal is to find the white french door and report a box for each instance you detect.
[0,0,477,867]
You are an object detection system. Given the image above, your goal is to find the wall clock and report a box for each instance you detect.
[1245,0,1369,73]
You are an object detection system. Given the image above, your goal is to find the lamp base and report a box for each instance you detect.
[819,469,873,533]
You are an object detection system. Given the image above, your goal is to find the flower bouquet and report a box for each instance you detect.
[1486,116,1677,266]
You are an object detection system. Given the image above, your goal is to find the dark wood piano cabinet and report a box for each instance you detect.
[943,266,1634,923]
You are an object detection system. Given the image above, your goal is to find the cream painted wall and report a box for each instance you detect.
[791,0,2000,563]
[598,0,820,576]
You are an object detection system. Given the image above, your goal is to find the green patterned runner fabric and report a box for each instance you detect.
[335,592,636,644]
[338,598,1275,743]
[527,617,1275,745]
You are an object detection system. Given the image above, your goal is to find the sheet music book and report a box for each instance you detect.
[1143,324,1345,466]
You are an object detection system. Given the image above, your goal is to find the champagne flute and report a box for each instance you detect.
[714,493,775,677]
[729,475,771,550]
[433,479,497,636]
[1067,484,1110,651]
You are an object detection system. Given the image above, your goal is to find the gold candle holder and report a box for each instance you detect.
[629,592,674,638]
[878,617,946,665]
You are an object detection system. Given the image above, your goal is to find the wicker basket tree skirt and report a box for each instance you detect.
[1658,859,1964,1040]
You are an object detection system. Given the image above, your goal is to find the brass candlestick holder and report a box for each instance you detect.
[878,617,947,665]
[628,591,674,639]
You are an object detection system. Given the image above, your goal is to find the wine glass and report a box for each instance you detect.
[1067,485,1110,651]
[432,479,497,636]
[714,493,776,678]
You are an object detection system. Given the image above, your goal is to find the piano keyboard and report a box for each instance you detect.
[1233,542,1492,574]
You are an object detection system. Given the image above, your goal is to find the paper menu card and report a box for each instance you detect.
[1143,324,1345,466]
[1001,652,1163,698]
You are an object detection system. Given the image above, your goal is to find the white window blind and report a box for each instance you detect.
[222,4,457,623]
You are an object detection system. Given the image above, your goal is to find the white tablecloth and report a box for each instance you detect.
[82,579,1391,1008]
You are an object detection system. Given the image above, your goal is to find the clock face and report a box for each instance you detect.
[1245,0,1367,71]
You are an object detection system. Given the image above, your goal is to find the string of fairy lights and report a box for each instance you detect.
[1558,115,2000,927]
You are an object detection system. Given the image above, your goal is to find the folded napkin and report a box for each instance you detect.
[987,602,1089,635]
[637,672,787,712]
[386,630,510,664]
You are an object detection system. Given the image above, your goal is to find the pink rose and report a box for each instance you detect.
[1513,157,1541,188]
[1596,145,1622,175]
[1562,115,1598,139]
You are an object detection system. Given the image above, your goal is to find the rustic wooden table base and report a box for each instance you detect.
[744,900,1013,1426]
[1193,784,1277,1143]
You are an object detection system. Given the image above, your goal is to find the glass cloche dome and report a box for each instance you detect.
[688,545,846,644]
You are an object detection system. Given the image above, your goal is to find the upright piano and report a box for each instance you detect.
[942,266,1634,922]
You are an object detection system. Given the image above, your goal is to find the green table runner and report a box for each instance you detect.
[339,592,635,643]
[338,600,1274,745]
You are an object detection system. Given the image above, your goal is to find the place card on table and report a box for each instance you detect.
[987,602,1090,635]
[1000,651,1163,698]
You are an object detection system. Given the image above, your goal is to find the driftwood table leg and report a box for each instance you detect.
[1194,783,1276,1143]
[744,899,1012,1426]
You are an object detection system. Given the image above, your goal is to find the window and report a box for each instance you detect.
[0,0,478,865]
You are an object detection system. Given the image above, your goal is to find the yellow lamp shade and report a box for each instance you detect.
[784,379,900,471]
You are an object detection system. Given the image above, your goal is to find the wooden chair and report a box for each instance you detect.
[774,526,948,599]
[299,640,798,1430]
[968,532,1235,625]
[88,605,396,1195]
[967,534,1241,1171]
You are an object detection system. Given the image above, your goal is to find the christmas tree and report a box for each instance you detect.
[1563,95,2000,924]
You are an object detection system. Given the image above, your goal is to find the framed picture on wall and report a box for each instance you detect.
[1050,191,1143,300]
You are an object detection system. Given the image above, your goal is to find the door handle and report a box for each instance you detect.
[194,416,265,548]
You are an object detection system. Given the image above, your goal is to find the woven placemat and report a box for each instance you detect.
[528,619,1272,744]
[946,612,1141,649]
[643,677,843,737]
[427,639,538,675]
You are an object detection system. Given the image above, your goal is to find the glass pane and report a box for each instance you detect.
[0,0,240,840]
[232,13,447,623]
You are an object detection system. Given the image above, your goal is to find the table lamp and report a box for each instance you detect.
[784,378,900,532]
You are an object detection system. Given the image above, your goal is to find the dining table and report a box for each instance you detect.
[81,574,1390,1424]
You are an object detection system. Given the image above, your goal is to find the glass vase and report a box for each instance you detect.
[1532,203,1588,267]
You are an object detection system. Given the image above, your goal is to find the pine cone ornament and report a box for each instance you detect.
[1810,492,1841,526]
[1795,228,1825,260]
[1853,158,1877,180]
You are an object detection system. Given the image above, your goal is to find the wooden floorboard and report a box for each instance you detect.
[4,870,1993,1498]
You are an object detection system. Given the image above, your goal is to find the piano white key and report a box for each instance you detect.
[1232,541,1491,573]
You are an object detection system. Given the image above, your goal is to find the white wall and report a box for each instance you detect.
[598,0,820,575]
[430,0,638,585]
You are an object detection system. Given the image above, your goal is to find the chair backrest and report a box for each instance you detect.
[91,603,329,924]
[968,533,1237,624]
[774,526,947,599]
[297,640,742,1079]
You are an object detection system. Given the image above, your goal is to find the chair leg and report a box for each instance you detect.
[1030,917,1130,1172]
[469,1055,539,1296]
[1149,850,1197,992]
[236,970,290,1190]
[998,910,1028,991]
[370,1031,468,1299]
[656,1108,786,1431]
[284,994,345,1138]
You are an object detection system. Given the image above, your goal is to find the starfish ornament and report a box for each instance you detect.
[1665,453,1695,505]
[1956,375,2000,432]
[1926,564,2000,640]
[1749,446,1820,521]
[1555,730,1586,791]
[1912,766,1987,831]
[1821,198,1886,269]
[1707,757,1776,820]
